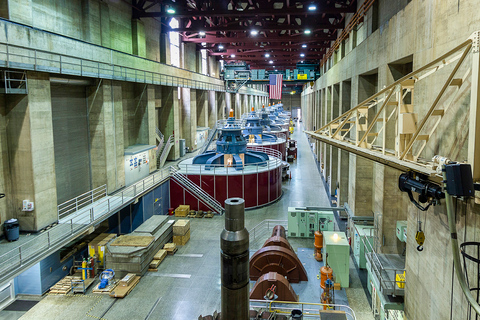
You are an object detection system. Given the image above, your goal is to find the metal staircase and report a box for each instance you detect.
[169,167,224,215]
[200,128,218,154]
[157,135,174,168]
[0,70,27,94]
[155,127,165,160]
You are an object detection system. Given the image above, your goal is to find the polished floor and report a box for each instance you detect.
[0,122,374,320]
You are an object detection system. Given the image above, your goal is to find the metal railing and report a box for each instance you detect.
[158,135,174,168]
[250,299,356,320]
[365,250,405,297]
[0,70,27,94]
[155,127,165,159]
[169,167,224,214]
[0,41,225,92]
[200,128,218,154]
[249,219,287,249]
[57,184,107,221]
[0,167,171,287]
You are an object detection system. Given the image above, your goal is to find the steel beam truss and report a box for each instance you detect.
[306,33,480,188]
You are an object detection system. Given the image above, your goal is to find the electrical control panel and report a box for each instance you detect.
[287,207,335,238]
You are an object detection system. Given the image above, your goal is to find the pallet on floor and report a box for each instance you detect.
[92,280,118,294]
[49,275,82,295]
[109,276,141,298]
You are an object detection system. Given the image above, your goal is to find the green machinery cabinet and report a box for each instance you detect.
[287,207,335,238]
[323,231,349,287]
[353,225,374,269]
[396,221,407,242]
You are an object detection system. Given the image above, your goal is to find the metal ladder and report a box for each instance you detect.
[169,167,224,215]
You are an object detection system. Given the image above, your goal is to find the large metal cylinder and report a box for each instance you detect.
[221,198,249,320]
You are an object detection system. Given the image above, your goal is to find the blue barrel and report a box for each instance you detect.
[4,218,19,241]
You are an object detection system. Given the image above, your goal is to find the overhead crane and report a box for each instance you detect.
[305,31,480,316]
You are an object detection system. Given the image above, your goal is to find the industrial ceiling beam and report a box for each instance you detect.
[182,34,333,43]
[135,7,356,18]
[171,22,344,32]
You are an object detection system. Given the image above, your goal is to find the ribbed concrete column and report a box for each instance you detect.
[324,87,332,186]
[160,86,180,160]
[197,90,208,128]
[217,92,226,120]
[208,91,217,128]
[6,72,57,231]
[235,93,241,118]
[225,92,232,116]
[181,88,197,151]
[0,93,9,234]
[131,19,146,57]
[330,84,340,195]
[88,80,125,193]
[82,0,110,47]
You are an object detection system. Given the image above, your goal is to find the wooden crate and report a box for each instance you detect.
[175,205,190,217]
[164,243,178,255]
[173,220,190,236]
[173,229,190,246]
[119,273,137,287]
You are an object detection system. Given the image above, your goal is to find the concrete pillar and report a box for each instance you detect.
[373,164,407,254]
[225,93,232,116]
[181,88,197,151]
[131,19,146,57]
[183,43,197,72]
[5,72,57,231]
[160,86,180,160]
[0,94,10,235]
[217,92,226,120]
[208,91,217,128]
[82,0,110,47]
[122,83,150,147]
[324,87,332,186]
[337,80,351,207]
[235,93,241,118]
[197,90,208,128]
[330,84,340,195]
[88,80,125,193]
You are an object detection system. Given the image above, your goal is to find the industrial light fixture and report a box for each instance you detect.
[166,7,176,14]
[231,54,236,58]
[302,44,307,48]
[304,29,311,34]
[201,42,207,47]
[265,53,270,58]
[218,45,224,50]
[199,31,206,36]
[300,53,305,57]
[308,5,317,11]
[269,60,273,64]
[251,30,259,36]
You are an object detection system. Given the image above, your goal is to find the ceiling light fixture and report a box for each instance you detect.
[199,31,206,36]
[300,53,305,57]
[231,54,236,58]
[166,8,176,14]
[305,29,311,34]
[201,42,207,47]
[269,60,273,64]
[302,44,307,48]
[218,45,224,49]
[265,53,270,58]
[251,30,258,36]
[308,5,317,11]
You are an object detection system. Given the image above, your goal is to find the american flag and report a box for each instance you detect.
[269,74,283,100]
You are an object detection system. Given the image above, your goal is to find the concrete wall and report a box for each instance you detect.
[301,0,480,319]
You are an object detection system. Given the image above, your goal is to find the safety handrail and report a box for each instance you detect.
[248,219,287,249]
[250,299,356,320]
[159,135,174,168]
[200,128,218,154]
[57,184,107,220]
[0,166,172,286]
[0,39,225,92]
[169,167,224,214]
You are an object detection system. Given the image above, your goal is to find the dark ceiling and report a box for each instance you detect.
[132,0,357,70]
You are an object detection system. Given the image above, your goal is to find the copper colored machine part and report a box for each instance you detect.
[249,272,298,302]
[249,245,308,283]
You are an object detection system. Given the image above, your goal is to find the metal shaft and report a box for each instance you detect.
[221,198,249,320]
